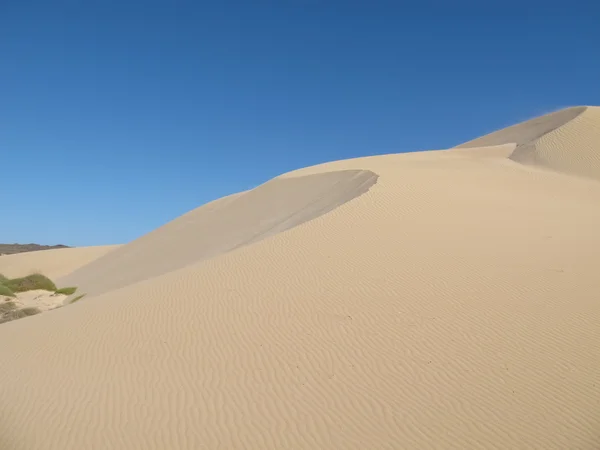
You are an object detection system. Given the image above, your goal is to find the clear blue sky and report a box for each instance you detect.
[2,1,599,246]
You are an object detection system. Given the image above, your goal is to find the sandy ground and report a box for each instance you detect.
[0,245,121,280]
[0,106,600,449]
[1,290,67,312]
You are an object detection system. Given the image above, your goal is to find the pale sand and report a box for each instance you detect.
[1,107,600,449]
[455,105,600,180]
[2,290,67,312]
[0,245,121,280]
[57,171,377,298]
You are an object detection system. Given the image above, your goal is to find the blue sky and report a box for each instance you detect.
[2,1,599,246]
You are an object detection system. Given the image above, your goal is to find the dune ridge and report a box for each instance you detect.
[1,107,600,449]
[455,105,600,181]
[454,106,586,149]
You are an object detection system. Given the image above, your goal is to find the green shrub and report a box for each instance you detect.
[0,284,15,297]
[0,273,8,283]
[55,286,77,295]
[2,274,57,293]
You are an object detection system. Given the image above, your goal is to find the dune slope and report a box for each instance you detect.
[1,107,600,450]
[0,245,121,280]
[58,170,377,298]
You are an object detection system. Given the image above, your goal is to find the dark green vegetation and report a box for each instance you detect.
[2,274,57,293]
[0,273,78,297]
[55,286,77,295]
[0,283,15,297]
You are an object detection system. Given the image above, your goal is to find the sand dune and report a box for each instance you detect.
[58,170,377,298]
[0,245,121,280]
[456,105,600,181]
[454,106,586,149]
[1,107,600,449]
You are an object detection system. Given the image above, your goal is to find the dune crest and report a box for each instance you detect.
[454,106,586,149]
[455,105,600,181]
[1,107,600,449]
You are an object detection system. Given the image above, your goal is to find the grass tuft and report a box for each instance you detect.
[2,273,57,293]
[55,286,77,296]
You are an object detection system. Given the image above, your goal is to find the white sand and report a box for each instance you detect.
[1,107,599,449]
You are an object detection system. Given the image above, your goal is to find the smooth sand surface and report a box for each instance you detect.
[58,170,377,298]
[0,245,121,280]
[1,107,600,449]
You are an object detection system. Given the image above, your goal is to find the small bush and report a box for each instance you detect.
[0,306,41,324]
[0,273,8,282]
[0,284,15,297]
[55,286,77,295]
[2,274,57,293]
[70,294,86,303]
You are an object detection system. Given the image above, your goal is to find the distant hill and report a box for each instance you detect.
[0,244,70,255]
